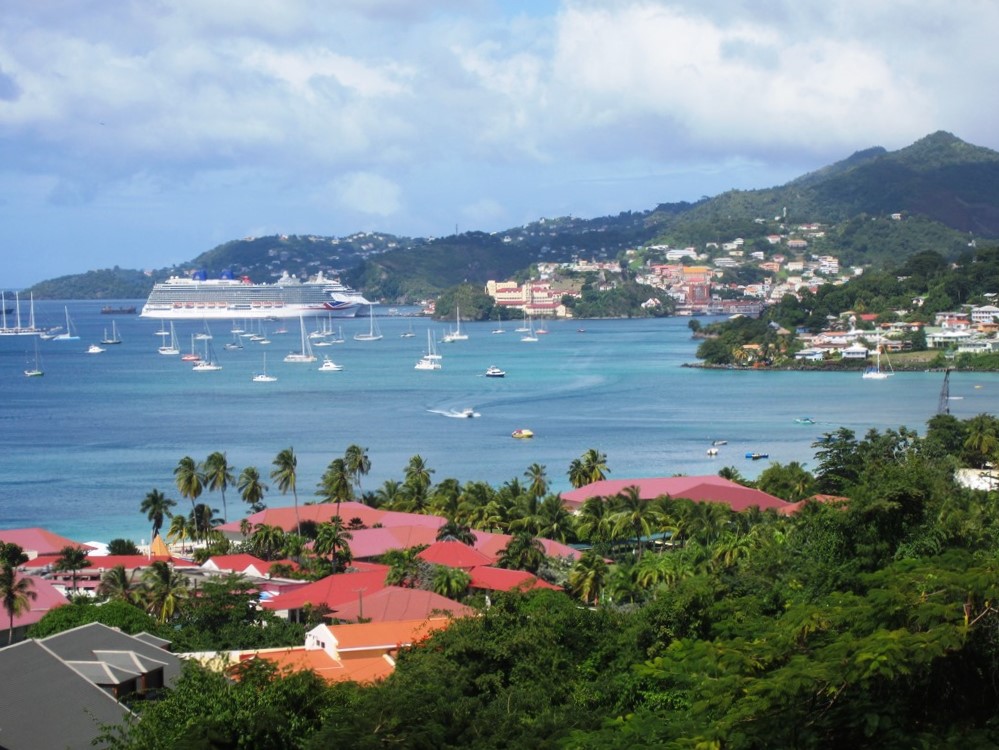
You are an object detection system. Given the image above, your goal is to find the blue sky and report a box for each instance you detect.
[2,0,997,288]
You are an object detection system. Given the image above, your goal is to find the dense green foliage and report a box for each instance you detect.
[97,416,999,748]
[28,267,153,300]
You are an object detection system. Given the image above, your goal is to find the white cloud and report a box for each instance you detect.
[329,172,403,217]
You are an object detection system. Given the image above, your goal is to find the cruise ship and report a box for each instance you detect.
[140,270,372,320]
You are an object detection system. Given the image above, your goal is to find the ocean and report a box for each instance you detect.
[1,299,994,544]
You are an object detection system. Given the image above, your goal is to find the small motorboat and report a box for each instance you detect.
[745,452,769,460]
[711,439,728,446]
[794,417,816,425]
[485,365,506,378]
[511,428,534,439]
[85,344,105,354]
[318,357,343,372]
[707,447,719,456]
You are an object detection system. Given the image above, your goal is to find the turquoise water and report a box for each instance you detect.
[1,300,995,543]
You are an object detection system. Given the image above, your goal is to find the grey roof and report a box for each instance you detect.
[40,622,181,684]
[131,631,172,648]
[0,640,128,750]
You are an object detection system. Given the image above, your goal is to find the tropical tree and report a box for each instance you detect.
[533,495,576,543]
[190,503,222,540]
[963,413,999,468]
[575,496,617,554]
[497,532,546,574]
[167,513,194,553]
[97,565,137,603]
[431,565,470,599]
[54,545,89,593]
[374,479,407,509]
[271,447,301,536]
[435,520,477,545]
[568,551,609,606]
[237,466,268,513]
[610,485,660,561]
[139,560,190,624]
[318,457,354,515]
[568,449,609,488]
[140,488,176,543]
[1,543,35,645]
[343,444,371,493]
[203,451,235,523]
[250,524,287,561]
[313,518,353,572]
[403,454,434,509]
[524,463,549,499]
[174,456,205,538]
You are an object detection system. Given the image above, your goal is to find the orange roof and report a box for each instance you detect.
[244,648,395,684]
[327,617,452,651]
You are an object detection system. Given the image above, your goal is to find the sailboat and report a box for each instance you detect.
[862,346,893,380]
[52,307,80,341]
[400,320,416,338]
[192,339,222,371]
[223,330,244,350]
[158,322,180,355]
[442,305,468,342]
[181,334,202,362]
[252,353,277,382]
[354,307,383,341]
[520,315,538,342]
[415,329,442,370]
[100,321,122,345]
[284,316,317,362]
[24,339,43,377]
[330,325,345,344]
[195,320,213,340]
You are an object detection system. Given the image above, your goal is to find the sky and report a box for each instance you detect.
[1,0,997,288]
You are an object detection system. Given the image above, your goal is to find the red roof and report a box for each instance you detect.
[261,567,390,611]
[328,585,475,622]
[347,526,441,559]
[245,648,396,684]
[467,566,561,592]
[560,476,790,513]
[416,541,493,569]
[0,528,92,558]
[24,554,195,573]
[217,502,447,536]
[2,575,68,631]
[470,531,582,562]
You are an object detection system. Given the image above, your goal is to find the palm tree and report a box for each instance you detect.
[582,449,610,484]
[190,503,222,540]
[567,457,589,489]
[524,463,548,499]
[964,413,999,469]
[435,520,477,545]
[0,566,36,645]
[533,494,576,543]
[54,545,89,593]
[250,523,287,561]
[429,478,462,520]
[271,447,301,536]
[318,457,354,515]
[203,451,235,523]
[140,561,190,624]
[575,496,614,552]
[496,532,546,574]
[174,456,205,539]
[140,488,176,543]
[431,565,470,599]
[343,444,371,493]
[166,513,193,553]
[568,551,608,606]
[374,479,407,510]
[610,485,660,561]
[237,466,268,513]
[97,565,137,603]
[314,518,353,572]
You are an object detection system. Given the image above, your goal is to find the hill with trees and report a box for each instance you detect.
[22,132,999,300]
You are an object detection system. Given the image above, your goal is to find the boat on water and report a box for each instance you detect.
[745,452,769,460]
[158,323,180,355]
[707,447,719,456]
[484,365,505,378]
[284,317,317,363]
[52,307,80,341]
[24,340,43,377]
[400,321,416,338]
[0,292,42,336]
[862,347,894,380]
[252,353,277,382]
[86,343,105,354]
[415,330,442,370]
[318,356,343,372]
[140,269,371,320]
[794,417,816,425]
[181,334,202,362]
[101,305,137,314]
[442,306,468,343]
[100,321,122,345]
[711,439,728,446]
[192,340,222,371]
[354,306,383,341]
[512,428,534,439]
[521,316,538,343]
